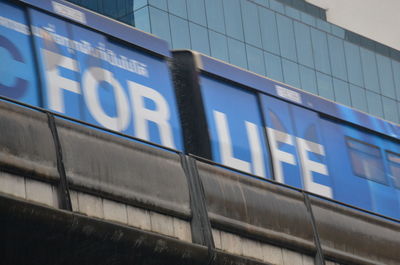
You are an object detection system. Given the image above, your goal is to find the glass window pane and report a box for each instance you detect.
[299,65,317,94]
[350,84,367,112]
[259,8,280,55]
[168,0,187,18]
[333,78,351,106]
[285,6,300,20]
[205,0,225,33]
[387,152,400,189]
[294,21,314,68]
[310,28,331,75]
[392,60,400,101]
[366,91,383,118]
[269,0,284,13]
[135,7,151,33]
[327,35,347,81]
[376,54,396,98]
[316,19,331,33]
[187,0,207,26]
[189,23,210,55]
[223,0,244,41]
[227,38,247,69]
[149,7,171,44]
[346,138,386,184]
[282,59,300,88]
[264,52,283,82]
[382,97,399,123]
[134,0,148,11]
[344,42,364,87]
[360,47,380,93]
[149,0,168,10]
[170,15,190,49]
[241,0,262,48]
[316,72,334,100]
[246,45,265,75]
[276,14,297,61]
[209,31,228,62]
[300,12,316,27]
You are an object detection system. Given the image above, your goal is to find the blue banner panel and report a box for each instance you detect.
[29,8,182,150]
[0,1,39,105]
[200,75,271,178]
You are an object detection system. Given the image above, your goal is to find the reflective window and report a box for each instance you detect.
[187,0,207,26]
[282,59,300,88]
[300,12,316,27]
[366,91,383,118]
[259,8,280,55]
[333,78,351,106]
[331,25,345,38]
[299,66,317,94]
[344,42,364,87]
[246,45,265,75]
[209,31,229,62]
[382,97,399,123]
[294,21,314,68]
[264,52,283,82]
[227,38,247,69]
[392,60,400,101]
[350,84,367,112]
[327,35,347,81]
[276,14,297,61]
[170,15,190,49]
[376,54,396,98]
[223,0,244,41]
[316,72,334,100]
[189,23,210,55]
[316,19,331,33]
[310,28,331,75]
[205,0,225,33]
[241,0,262,48]
[285,6,300,20]
[149,7,171,44]
[346,138,386,184]
[135,7,151,33]
[269,0,284,13]
[387,152,400,189]
[168,0,187,18]
[148,0,168,10]
[360,47,380,93]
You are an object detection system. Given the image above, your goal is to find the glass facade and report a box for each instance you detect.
[69,0,400,124]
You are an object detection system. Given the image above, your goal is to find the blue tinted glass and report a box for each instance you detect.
[134,0,147,11]
[253,0,269,7]
[300,12,316,27]
[282,59,300,88]
[316,19,331,33]
[376,54,396,98]
[285,6,300,20]
[149,0,167,10]
[327,35,347,81]
[168,0,187,18]
[134,7,151,33]
[316,72,334,100]
[264,52,283,82]
[205,0,225,33]
[344,42,364,87]
[387,152,400,189]
[209,31,228,62]
[331,25,345,38]
[259,8,280,55]
[170,15,190,49]
[223,0,244,41]
[116,0,128,17]
[119,12,135,26]
[241,0,262,48]
[189,23,210,55]
[227,38,247,69]
[149,7,171,44]
[366,91,383,118]
[310,28,331,75]
[294,21,314,68]
[299,65,317,94]
[187,0,207,26]
[346,138,386,184]
[349,84,367,112]
[333,78,351,106]
[103,1,118,18]
[382,97,399,123]
[360,48,380,93]
[276,14,297,61]
[392,60,400,101]
[269,0,284,13]
[246,45,266,75]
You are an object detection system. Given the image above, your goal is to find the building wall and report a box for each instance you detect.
[69,0,400,125]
